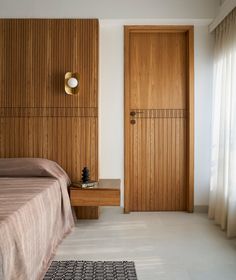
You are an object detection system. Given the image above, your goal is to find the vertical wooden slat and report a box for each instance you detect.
[171,118,176,210]
[181,119,185,210]
[130,124,135,210]
[150,118,155,210]
[159,118,164,210]
[137,119,142,211]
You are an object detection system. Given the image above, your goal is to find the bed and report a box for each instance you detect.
[0,158,74,280]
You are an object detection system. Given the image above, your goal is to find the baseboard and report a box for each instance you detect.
[103,206,209,213]
[194,205,209,213]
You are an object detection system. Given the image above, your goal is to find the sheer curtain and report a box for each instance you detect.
[209,8,236,238]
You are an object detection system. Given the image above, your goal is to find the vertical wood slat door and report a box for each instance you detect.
[124,26,194,212]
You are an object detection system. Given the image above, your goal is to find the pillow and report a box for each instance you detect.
[0,158,71,185]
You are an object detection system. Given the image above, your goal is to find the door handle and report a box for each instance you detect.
[130,111,144,117]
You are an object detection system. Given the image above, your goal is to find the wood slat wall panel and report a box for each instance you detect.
[0,108,98,117]
[0,19,98,108]
[0,117,98,181]
[0,19,99,181]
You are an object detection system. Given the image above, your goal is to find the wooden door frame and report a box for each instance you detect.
[124,25,194,213]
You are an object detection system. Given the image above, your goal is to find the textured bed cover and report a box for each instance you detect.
[0,176,74,280]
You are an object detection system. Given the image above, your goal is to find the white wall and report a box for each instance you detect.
[0,0,218,207]
[100,20,215,207]
[0,0,218,19]
[194,26,214,206]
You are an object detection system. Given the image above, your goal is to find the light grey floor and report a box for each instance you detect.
[55,207,236,280]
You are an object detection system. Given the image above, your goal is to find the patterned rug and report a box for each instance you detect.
[44,260,138,280]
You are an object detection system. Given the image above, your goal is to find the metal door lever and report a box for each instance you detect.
[130,111,144,117]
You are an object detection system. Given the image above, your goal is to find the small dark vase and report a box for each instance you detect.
[81,167,90,183]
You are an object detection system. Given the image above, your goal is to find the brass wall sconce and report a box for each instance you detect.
[65,72,80,95]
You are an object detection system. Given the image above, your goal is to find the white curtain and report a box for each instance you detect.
[209,8,236,238]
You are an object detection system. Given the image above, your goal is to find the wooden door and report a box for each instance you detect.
[124,26,194,212]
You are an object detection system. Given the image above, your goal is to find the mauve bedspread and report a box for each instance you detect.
[0,159,74,280]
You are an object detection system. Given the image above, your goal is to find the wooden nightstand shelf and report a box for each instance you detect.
[70,179,120,219]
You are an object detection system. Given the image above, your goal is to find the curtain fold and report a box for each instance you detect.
[209,8,236,238]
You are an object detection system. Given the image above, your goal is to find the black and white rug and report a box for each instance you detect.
[44,260,138,280]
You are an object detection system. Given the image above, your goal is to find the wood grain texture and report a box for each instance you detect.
[129,32,187,109]
[74,206,99,219]
[124,26,194,212]
[70,179,120,206]
[0,19,99,182]
[70,179,121,219]
[129,117,187,211]
[186,27,194,212]
[0,19,98,108]
[70,189,120,206]
[0,117,98,182]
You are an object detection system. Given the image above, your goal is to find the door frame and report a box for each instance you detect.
[124,25,194,213]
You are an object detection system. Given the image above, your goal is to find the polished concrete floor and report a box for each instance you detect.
[55,207,236,280]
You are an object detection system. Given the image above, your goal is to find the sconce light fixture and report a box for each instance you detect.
[65,72,80,95]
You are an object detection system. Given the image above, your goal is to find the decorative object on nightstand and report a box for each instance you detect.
[80,167,97,188]
[72,167,98,189]
[82,167,90,182]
